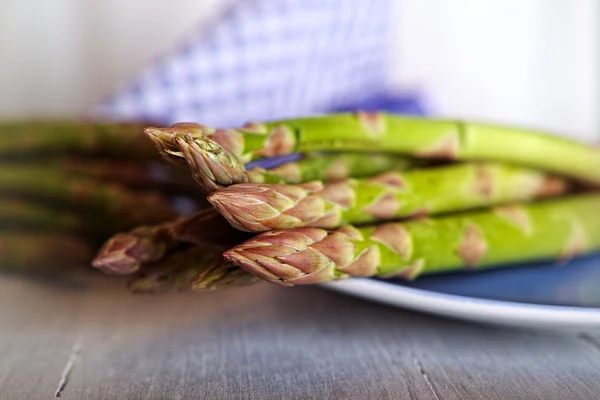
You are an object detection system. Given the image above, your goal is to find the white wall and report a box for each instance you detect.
[389,0,599,141]
[0,0,229,117]
[0,0,598,141]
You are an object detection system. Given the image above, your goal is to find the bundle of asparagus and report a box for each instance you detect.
[89,112,600,293]
[0,121,207,274]
[3,119,391,289]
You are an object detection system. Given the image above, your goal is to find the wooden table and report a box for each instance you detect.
[2,270,600,400]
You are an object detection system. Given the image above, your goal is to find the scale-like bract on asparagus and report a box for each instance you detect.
[0,121,158,160]
[147,113,600,185]
[223,194,600,286]
[127,243,260,294]
[208,162,568,231]
[174,134,250,191]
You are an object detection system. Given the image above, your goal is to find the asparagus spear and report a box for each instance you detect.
[0,165,178,226]
[223,193,600,286]
[0,160,200,202]
[127,243,260,294]
[0,196,172,240]
[207,162,569,231]
[0,120,158,160]
[0,198,85,232]
[0,232,95,271]
[60,158,200,193]
[146,130,422,191]
[145,113,600,185]
[92,208,244,275]
[261,152,421,184]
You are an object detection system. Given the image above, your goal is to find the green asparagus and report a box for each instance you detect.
[260,152,421,184]
[0,120,158,160]
[223,193,600,286]
[0,198,85,232]
[92,208,243,275]
[0,232,95,271]
[145,113,600,185]
[60,158,201,193]
[208,162,569,231]
[0,164,179,226]
[127,243,260,294]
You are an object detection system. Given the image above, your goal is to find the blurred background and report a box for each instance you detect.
[0,0,598,141]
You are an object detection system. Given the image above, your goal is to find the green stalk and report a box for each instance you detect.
[127,243,260,294]
[0,198,85,232]
[0,196,161,239]
[0,232,95,271]
[146,113,600,185]
[260,152,422,184]
[0,164,178,226]
[60,158,200,193]
[223,193,600,286]
[208,162,569,231]
[0,120,158,160]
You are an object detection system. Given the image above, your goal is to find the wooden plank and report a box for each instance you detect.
[0,272,85,399]
[1,270,600,399]
[407,317,600,400]
[61,282,436,399]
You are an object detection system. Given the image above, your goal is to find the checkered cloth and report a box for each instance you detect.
[93,0,426,127]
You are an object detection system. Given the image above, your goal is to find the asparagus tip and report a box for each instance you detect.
[222,228,332,286]
[143,123,218,165]
[143,127,184,166]
[92,228,168,275]
[174,134,249,192]
[207,182,322,232]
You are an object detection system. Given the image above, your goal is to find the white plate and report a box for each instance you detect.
[322,253,600,330]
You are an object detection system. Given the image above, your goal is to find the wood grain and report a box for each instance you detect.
[1,269,600,400]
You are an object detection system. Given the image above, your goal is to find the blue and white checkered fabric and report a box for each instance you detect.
[93,0,425,128]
